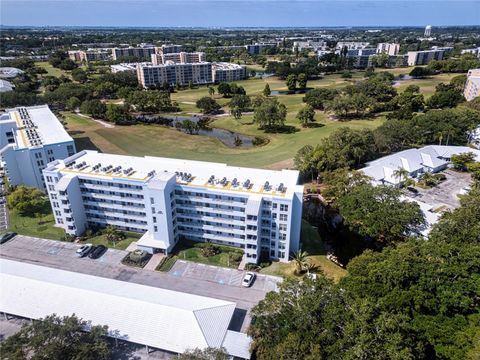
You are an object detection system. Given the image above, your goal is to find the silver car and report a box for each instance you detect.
[76,243,93,257]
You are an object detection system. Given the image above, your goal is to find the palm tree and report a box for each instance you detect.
[393,167,410,187]
[291,250,309,274]
[104,226,123,247]
[420,172,438,187]
[208,86,215,98]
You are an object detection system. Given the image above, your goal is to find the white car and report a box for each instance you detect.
[242,272,256,287]
[76,244,93,257]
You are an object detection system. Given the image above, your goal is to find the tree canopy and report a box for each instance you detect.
[7,186,48,216]
[0,314,110,360]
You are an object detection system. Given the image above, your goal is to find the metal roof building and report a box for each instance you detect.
[0,259,251,358]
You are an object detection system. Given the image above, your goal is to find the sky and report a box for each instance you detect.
[1,0,479,28]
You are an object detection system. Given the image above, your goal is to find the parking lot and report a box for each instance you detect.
[170,260,279,293]
[414,170,472,209]
[0,235,281,332]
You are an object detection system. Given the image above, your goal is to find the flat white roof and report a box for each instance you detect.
[0,259,242,356]
[3,105,73,149]
[48,150,301,198]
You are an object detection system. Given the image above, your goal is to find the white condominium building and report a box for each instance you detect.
[155,44,183,54]
[137,62,213,87]
[407,48,452,66]
[43,151,304,264]
[151,52,206,65]
[212,62,247,82]
[464,69,480,101]
[112,46,156,61]
[0,105,76,190]
[68,49,111,62]
[376,43,400,56]
[336,41,370,50]
[461,48,480,58]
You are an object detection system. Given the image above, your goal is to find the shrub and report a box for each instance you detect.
[200,242,220,257]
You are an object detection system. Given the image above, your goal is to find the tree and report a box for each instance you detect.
[66,96,81,111]
[321,168,370,204]
[253,97,287,131]
[409,66,434,78]
[7,186,48,216]
[177,347,229,360]
[263,83,271,97]
[217,82,231,97]
[337,184,425,243]
[104,225,125,246]
[450,74,468,91]
[296,104,316,127]
[231,107,242,120]
[419,171,439,187]
[350,93,374,117]
[451,152,476,171]
[80,99,107,119]
[71,68,88,83]
[229,94,251,111]
[291,250,309,274]
[426,83,464,108]
[208,86,215,97]
[105,103,131,124]
[196,96,221,114]
[297,73,307,89]
[392,167,411,186]
[303,88,337,110]
[286,74,297,91]
[126,90,173,113]
[372,52,389,68]
[0,314,110,360]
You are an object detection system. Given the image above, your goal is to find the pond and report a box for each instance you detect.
[270,89,308,95]
[392,74,414,86]
[197,127,255,148]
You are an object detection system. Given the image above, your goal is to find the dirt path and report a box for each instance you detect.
[75,112,115,128]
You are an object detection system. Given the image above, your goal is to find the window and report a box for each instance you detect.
[154,225,158,232]
[153,216,157,223]
[280,204,289,212]
[150,197,155,204]
[280,214,288,221]
[48,185,55,191]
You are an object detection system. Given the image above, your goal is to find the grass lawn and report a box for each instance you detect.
[82,231,142,251]
[260,220,347,282]
[36,61,71,78]
[61,70,455,170]
[8,209,65,240]
[157,240,243,270]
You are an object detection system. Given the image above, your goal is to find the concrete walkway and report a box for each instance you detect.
[144,253,166,271]
[125,241,138,253]
[238,254,247,270]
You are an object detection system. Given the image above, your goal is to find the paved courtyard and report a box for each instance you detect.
[0,235,281,333]
[413,169,472,209]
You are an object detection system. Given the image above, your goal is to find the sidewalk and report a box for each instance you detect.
[144,253,166,271]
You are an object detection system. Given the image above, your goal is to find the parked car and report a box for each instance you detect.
[0,232,17,244]
[407,186,418,194]
[76,244,93,257]
[88,245,107,259]
[242,272,256,287]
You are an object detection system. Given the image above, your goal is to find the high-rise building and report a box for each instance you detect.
[424,25,432,37]
[155,44,183,54]
[68,50,111,62]
[407,48,452,66]
[151,52,206,65]
[112,46,156,61]
[376,43,400,56]
[43,150,304,264]
[464,69,480,101]
[137,62,213,87]
[0,105,76,190]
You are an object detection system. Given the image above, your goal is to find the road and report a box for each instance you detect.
[0,235,281,332]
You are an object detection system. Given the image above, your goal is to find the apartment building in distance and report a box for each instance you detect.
[43,150,303,264]
[245,43,276,55]
[461,47,480,58]
[292,40,328,52]
[376,43,400,56]
[407,47,452,66]
[137,62,213,87]
[151,52,206,65]
[212,62,247,82]
[336,41,370,50]
[0,105,76,190]
[112,46,156,61]
[464,69,480,101]
[137,62,246,87]
[68,49,111,62]
[155,44,183,54]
